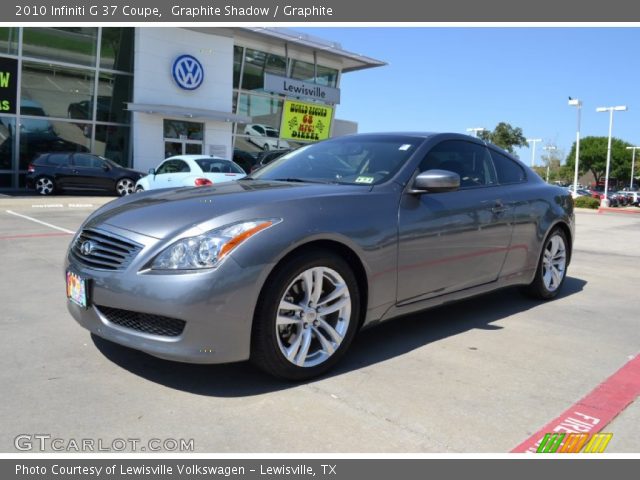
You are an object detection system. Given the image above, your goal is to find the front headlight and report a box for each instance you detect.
[151,218,281,271]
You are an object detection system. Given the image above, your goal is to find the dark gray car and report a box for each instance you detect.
[65,133,574,380]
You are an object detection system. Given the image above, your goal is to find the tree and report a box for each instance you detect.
[565,136,631,186]
[533,148,565,183]
[478,122,528,153]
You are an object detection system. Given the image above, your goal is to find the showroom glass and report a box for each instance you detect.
[0,116,15,170]
[94,125,129,166]
[0,28,19,55]
[241,48,287,91]
[22,28,97,67]
[252,136,419,185]
[164,120,203,140]
[489,149,527,184]
[315,65,338,87]
[96,72,132,123]
[100,28,134,72]
[19,120,90,170]
[233,46,243,89]
[21,61,94,119]
[420,140,497,188]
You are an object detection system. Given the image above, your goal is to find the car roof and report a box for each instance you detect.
[164,155,230,161]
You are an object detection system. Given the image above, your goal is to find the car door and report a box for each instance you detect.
[152,159,191,189]
[68,154,109,190]
[397,139,514,304]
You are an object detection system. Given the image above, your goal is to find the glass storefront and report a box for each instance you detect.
[0,27,134,188]
[232,45,339,158]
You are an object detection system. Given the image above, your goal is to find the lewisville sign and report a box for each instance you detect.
[264,73,340,105]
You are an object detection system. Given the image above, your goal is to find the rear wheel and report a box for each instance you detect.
[522,228,568,299]
[251,250,360,381]
[116,178,135,196]
[34,176,55,195]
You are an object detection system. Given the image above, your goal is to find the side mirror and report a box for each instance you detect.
[409,169,460,194]
[102,164,110,171]
[148,168,156,176]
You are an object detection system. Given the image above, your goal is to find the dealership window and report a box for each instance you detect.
[95,125,130,166]
[291,60,315,83]
[22,28,97,67]
[0,28,19,55]
[18,119,90,170]
[315,65,338,87]
[100,28,134,72]
[21,61,94,120]
[241,48,287,91]
[0,116,15,170]
[96,72,132,124]
[233,46,243,89]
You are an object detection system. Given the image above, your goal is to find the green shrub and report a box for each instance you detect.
[574,196,600,209]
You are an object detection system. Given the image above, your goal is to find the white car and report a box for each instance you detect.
[243,124,290,151]
[135,155,246,191]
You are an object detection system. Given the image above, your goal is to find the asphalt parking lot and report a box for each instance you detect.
[1,195,639,453]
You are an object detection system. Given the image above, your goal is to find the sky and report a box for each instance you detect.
[296,27,640,165]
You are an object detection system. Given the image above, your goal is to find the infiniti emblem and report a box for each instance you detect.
[80,240,94,256]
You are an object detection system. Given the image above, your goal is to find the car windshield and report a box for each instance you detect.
[264,128,279,138]
[250,136,421,185]
[195,158,244,174]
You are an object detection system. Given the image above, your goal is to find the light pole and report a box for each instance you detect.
[466,127,485,138]
[526,138,543,167]
[568,98,582,195]
[626,146,640,190]
[596,105,627,206]
[543,145,557,183]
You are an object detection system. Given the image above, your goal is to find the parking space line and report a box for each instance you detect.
[5,210,76,234]
[0,232,72,240]
[511,354,640,453]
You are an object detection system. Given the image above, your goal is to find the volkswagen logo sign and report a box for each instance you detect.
[80,240,95,256]
[172,54,204,91]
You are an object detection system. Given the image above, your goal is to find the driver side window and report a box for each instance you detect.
[420,140,497,188]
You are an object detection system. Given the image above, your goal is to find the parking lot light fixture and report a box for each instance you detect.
[568,98,582,196]
[466,127,485,138]
[626,146,640,190]
[597,105,628,206]
[526,138,543,167]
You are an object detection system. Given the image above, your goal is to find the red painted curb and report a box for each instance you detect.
[597,207,640,214]
[511,354,640,453]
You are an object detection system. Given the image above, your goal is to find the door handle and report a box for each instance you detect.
[492,200,508,214]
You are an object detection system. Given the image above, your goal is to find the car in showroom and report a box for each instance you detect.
[27,152,144,196]
[65,133,574,380]
[135,155,246,191]
[243,124,290,151]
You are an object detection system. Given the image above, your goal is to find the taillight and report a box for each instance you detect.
[194,178,213,187]
[27,163,35,173]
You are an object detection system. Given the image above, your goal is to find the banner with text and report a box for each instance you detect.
[280,100,333,143]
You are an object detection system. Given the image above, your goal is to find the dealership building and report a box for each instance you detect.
[0,27,384,189]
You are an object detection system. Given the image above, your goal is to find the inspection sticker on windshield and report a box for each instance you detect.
[355,176,375,184]
[399,144,412,151]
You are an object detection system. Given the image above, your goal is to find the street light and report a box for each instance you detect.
[596,105,627,206]
[466,127,485,138]
[568,98,582,195]
[626,146,640,190]
[543,145,557,183]
[526,138,543,167]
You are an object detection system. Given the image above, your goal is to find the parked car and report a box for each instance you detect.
[232,148,259,173]
[67,96,111,121]
[250,149,294,172]
[65,133,574,380]
[135,155,246,191]
[26,152,144,196]
[589,189,619,207]
[243,124,290,151]
[18,99,54,134]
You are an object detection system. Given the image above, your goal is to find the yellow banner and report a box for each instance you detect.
[280,100,333,142]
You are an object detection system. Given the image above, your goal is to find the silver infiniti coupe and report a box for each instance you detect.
[65,133,574,380]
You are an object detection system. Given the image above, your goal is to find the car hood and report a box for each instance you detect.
[85,180,368,239]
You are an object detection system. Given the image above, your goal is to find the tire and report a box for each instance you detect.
[521,228,569,300]
[34,176,55,196]
[135,186,144,193]
[251,249,361,381]
[115,178,135,196]
[263,143,270,151]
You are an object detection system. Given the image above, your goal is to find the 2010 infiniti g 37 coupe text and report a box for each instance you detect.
[66,133,574,380]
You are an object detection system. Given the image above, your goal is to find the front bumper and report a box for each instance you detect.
[65,226,267,364]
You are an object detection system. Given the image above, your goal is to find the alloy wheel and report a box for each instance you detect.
[542,234,567,292]
[116,178,135,196]
[35,177,54,195]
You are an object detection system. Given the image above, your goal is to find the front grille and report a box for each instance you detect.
[71,228,141,270]
[97,305,186,337]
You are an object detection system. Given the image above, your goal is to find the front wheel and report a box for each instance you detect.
[135,186,144,193]
[522,228,568,299]
[115,178,135,196]
[251,250,360,381]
